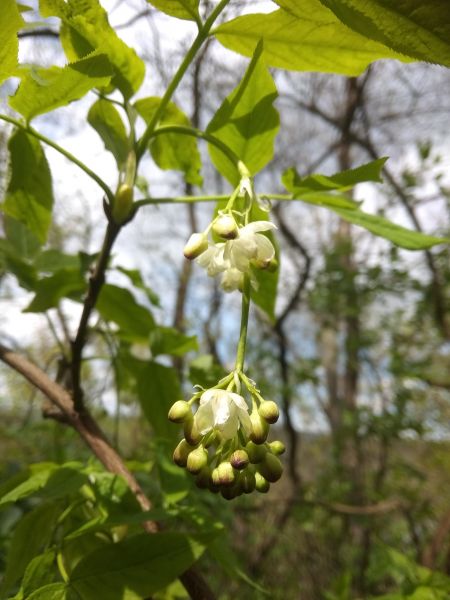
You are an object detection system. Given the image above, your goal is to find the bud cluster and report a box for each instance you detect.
[168,374,284,500]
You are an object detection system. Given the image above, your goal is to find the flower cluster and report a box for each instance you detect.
[168,374,284,499]
[183,213,277,292]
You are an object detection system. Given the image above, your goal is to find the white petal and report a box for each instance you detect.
[237,408,252,435]
[213,393,232,426]
[229,392,249,411]
[221,268,243,292]
[240,221,277,235]
[194,402,214,435]
[255,234,275,262]
[219,414,240,439]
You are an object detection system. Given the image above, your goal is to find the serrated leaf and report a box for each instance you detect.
[24,268,85,312]
[96,284,155,341]
[283,158,388,195]
[332,207,450,250]
[9,53,112,121]
[40,0,145,99]
[206,42,279,186]
[317,0,450,67]
[2,129,53,244]
[67,532,214,599]
[137,361,181,441]
[135,97,202,185]
[0,0,24,84]
[146,0,200,22]
[214,4,409,76]
[87,99,129,167]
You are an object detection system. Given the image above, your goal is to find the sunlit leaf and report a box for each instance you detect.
[135,97,202,185]
[2,129,54,244]
[0,0,24,84]
[149,327,198,357]
[24,268,85,312]
[40,0,145,99]
[317,0,450,67]
[9,53,112,121]
[96,284,155,340]
[215,4,408,76]
[206,42,279,186]
[88,99,129,167]
[146,0,200,22]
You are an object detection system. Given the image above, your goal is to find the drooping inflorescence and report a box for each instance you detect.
[168,371,285,499]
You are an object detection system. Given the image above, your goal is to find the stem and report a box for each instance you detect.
[235,276,251,372]
[134,193,293,209]
[148,125,241,170]
[0,114,114,203]
[136,0,231,162]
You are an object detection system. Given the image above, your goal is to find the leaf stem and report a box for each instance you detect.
[235,275,251,372]
[134,193,293,208]
[0,114,114,203]
[136,0,231,162]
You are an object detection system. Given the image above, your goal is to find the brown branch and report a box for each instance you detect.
[422,509,450,569]
[0,344,216,600]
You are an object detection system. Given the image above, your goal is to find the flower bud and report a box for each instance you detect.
[212,462,235,487]
[245,441,267,463]
[168,400,191,423]
[269,440,286,455]
[258,400,279,424]
[186,446,208,474]
[183,233,208,260]
[230,449,249,470]
[195,466,212,489]
[112,183,134,224]
[173,439,195,467]
[221,484,241,501]
[250,411,269,444]
[184,417,202,446]
[240,468,256,494]
[258,453,283,483]
[255,472,270,493]
[212,215,238,239]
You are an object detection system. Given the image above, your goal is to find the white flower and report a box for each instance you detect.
[194,389,252,440]
[195,221,276,291]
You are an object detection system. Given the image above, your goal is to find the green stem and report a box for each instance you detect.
[0,114,114,203]
[136,0,231,162]
[235,276,251,372]
[148,125,241,170]
[134,193,293,209]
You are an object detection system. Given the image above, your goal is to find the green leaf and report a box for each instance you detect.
[116,266,160,306]
[27,582,68,599]
[214,4,408,76]
[19,550,57,599]
[283,158,388,195]
[155,441,189,504]
[87,99,129,167]
[137,361,181,441]
[249,203,279,322]
[149,327,198,357]
[332,207,450,250]
[3,215,41,261]
[34,250,82,274]
[24,268,85,312]
[0,0,24,84]
[96,284,155,341]
[67,532,214,599]
[206,42,279,186]
[317,0,450,67]
[146,0,200,22]
[0,503,59,598]
[9,53,112,121]
[0,464,88,507]
[40,0,145,99]
[135,97,202,185]
[2,129,54,244]
[188,355,227,389]
[0,238,37,290]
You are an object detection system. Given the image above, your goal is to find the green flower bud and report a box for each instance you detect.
[183,233,208,260]
[221,483,242,500]
[186,446,208,474]
[269,440,286,455]
[112,183,134,224]
[195,466,212,489]
[212,462,235,487]
[255,472,270,493]
[245,441,267,463]
[168,400,191,423]
[212,214,238,239]
[173,439,195,467]
[250,411,269,444]
[266,257,278,273]
[258,453,283,483]
[184,417,202,446]
[258,400,279,424]
[240,468,256,494]
[230,449,249,470]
